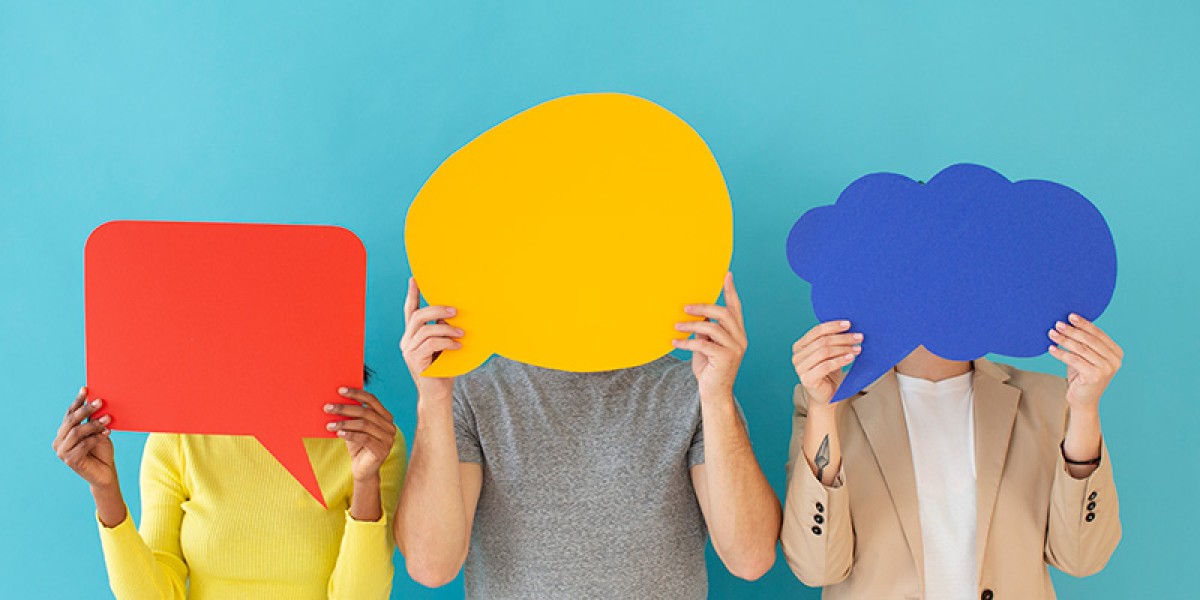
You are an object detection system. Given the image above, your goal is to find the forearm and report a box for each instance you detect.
[92,482,128,528]
[801,402,842,487]
[1063,407,1102,479]
[350,477,383,522]
[698,390,780,579]
[394,395,469,584]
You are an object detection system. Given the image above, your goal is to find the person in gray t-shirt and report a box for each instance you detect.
[393,273,781,599]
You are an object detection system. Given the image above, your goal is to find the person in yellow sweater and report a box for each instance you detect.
[51,372,406,600]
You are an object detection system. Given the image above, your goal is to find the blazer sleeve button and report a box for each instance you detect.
[1086,513,1097,522]
[814,514,825,524]
[812,526,822,535]
[1089,491,1098,501]
[1087,501,1096,510]
[816,501,825,513]
[981,590,994,600]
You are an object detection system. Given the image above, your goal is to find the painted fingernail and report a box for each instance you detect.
[337,430,346,437]
[324,404,335,413]
[98,415,111,424]
[78,386,86,395]
[103,428,112,436]
[338,387,349,395]
[91,399,102,408]
[326,422,339,431]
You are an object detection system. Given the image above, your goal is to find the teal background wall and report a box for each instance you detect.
[2,1,1196,597]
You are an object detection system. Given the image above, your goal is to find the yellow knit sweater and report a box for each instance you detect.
[97,433,406,599]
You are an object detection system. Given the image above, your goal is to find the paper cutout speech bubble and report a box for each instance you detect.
[786,163,1117,401]
[405,93,733,376]
[85,221,366,507]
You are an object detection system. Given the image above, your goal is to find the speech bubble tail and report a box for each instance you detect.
[256,434,327,509]
[831,344,918,402]
[420,344,493,378]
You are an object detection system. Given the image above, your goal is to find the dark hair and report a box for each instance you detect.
[363,364,375,386]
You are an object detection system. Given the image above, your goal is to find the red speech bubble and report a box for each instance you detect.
[84,221,366,507]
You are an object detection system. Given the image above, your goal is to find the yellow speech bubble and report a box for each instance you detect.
[405,93,733,376]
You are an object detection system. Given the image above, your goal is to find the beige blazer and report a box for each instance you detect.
[781,358,1120,600]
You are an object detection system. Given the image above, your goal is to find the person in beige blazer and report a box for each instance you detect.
[781,315,1122,599]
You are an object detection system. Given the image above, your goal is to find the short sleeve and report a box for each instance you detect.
[452,380,483,464]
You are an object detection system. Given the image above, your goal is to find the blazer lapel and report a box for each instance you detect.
[971,358,1021,579]
[851,371,924,580]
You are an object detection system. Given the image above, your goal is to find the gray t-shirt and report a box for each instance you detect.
[453,355,709,599]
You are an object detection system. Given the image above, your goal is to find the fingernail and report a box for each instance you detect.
[103,429,112,436]
[91,399,102,408]
[98,415,111,424]
[447,307,457,315]
[1055,321,1066,330]
[1069,313,1081,322]
[852,345,862,353]
[326,422,339,431]
[324,404,335,413]
[674,323,686,330]
[337,430,346,437]
[1048,329,1058,337]
[671,339,682,346]
[853,333,863,341]
[841,321,851,327]
[78,386,86,395]
[1048,344,1057,352]
[338,387,349,395]
[845,353,855,361]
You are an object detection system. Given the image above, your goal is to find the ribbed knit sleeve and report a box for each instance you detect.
[326,433,408,599]
[97,433,189,599]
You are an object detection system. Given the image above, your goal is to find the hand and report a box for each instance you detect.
[1048,313,1123,413]
[52,387,118,489]
[326,388,397,482]
[791,320,862,408]
[400,277,462,401]
[672,272,748,399]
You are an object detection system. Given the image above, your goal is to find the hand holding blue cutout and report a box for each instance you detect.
[786,163,1117,401]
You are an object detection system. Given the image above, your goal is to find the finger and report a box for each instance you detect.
[682,304,735,327]
[1048,344,1091,372]
[413,337,462,362]
[64,386,87,416]
[57,398,100,444]
[330,418,392,442]
[671,337,726,359]
[337,388,394,421]
[674,320,739,350]
[338,430,373,447]
[327,399,396,430]
[792,332,862,368]
[793,321,853,351]
[722,272,745,328]
[1052,322,1116,368]
[403,277,420,324]
[63,432,108,468]
[1049,328,1109,370]
[792,332,863,359]
[794,344,861,375]
[59,418,109,457]
[800,353,855,387]
[1067,314,1122,358]
[405,306,457,336]
[406,323,465,351]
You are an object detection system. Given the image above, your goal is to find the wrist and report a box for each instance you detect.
[352,472,382,487]
[698,383,735,406]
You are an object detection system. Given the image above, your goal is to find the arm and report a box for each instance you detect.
[326,388,407,599]
[780,321,859,587]
[1044,314,1122,575]
[392,277,485,587]
[53,389,188,599]
[674,273,780,581]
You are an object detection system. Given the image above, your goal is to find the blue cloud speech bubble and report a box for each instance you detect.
[786,163,1117,401]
